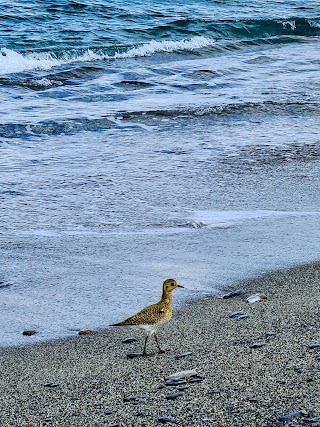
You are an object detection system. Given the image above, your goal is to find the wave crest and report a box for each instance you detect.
[0,36,215,75]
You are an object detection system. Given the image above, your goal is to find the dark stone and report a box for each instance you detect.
[105,410,113,415]
[189,374,206,383]
[78,329,94,335]
[230,311,249,321]
[108,424,119,427]
[308,343,320,349]
[276,379,286,384]
[165,379,187,386]
[158,416,177,424]
[294,366,304,373]
[1,51,7,56]
[278,412,301,422]
[175,351,192,359]
[165,392,184,400]
[248,396,258,402]
[95,402,103,407]
[44,383,60,388]
[122,337,137,344]
[266,331,276,337]
[177,385,189,391]
[123,395,147,403]
[43,417,54,423]
[22,330,37,336]
[127,352,144,359]
[302,417,320,424]
[250,341,266,349]
[222,289,245,299]
[207,389,221,394]
[0,282,13,289]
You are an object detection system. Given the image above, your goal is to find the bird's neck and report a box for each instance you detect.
[161,290,173,303]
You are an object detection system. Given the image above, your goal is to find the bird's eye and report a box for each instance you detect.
[171,282,174,286]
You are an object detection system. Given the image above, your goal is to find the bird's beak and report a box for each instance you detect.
[177,284,184,288]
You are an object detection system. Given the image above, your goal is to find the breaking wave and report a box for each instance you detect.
[0,37,215,75]
[1,15,319,75]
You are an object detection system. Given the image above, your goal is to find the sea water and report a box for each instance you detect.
[0,1,319,347]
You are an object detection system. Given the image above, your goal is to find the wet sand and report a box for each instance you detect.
[0,263,319,426]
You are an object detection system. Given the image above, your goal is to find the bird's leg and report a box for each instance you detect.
[154,333,166,354]
[142,334,149,356]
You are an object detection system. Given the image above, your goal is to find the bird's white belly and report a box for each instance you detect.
[132,324,156,335]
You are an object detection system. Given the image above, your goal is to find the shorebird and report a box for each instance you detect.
[111,279,184,356]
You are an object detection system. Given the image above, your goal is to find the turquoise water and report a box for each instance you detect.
[0,1,319,347]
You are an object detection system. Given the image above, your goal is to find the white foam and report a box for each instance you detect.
[192,210,319,228]
[307,19,320,28]
[0,48,108,75]
[114,36,216,59]
[280,20,296,31]
[0,37,216,75]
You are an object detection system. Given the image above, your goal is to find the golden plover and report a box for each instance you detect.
[111,279,184,356]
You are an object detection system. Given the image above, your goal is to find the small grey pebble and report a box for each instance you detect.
[222,289,245,299]
[159,416,177,424]
[278,412,302,422]
[308,343,320,349]
[105,410,113,415]
[230,311,249,321]
[207,389,221,394]
[165,392,184,400]
[189,374,207,383]
[127,352,144,358]
[175,351,192,359]
[123,395,147,402]
[177,385,189,391]
[44,383,60,388]
[165,379,187,386]
[122,337,137,344]
[302,417,320,424]
[250,341,266,348]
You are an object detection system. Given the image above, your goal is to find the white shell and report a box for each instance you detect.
[165,369,197,380]
[246,293,267,304]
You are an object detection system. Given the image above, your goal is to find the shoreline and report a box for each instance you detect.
[1,262,319,426]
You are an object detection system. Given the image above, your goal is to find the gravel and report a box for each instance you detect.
[0,263,319,426]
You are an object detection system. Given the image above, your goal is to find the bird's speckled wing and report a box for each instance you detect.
[112,300,171,326]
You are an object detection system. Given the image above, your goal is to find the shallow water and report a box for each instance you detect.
[0,0,319,347]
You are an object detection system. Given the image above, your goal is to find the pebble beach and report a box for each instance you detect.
[0,262,319,427]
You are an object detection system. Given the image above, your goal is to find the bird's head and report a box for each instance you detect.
[162,278,184,294]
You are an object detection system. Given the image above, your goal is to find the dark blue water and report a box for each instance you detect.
[0,1,319,347]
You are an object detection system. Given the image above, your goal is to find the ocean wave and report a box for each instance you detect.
[1,14,319,75]
[0,48,108,75]
[113,36,216,58]
[0,37,215,75]
[1,101,320,138]
[191,210,320,229]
